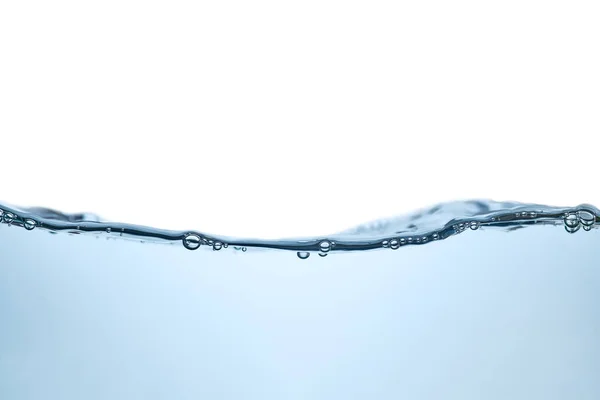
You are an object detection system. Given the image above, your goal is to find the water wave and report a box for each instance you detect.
[0,200,597,258]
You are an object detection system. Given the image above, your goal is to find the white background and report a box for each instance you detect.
[1,1,598,238]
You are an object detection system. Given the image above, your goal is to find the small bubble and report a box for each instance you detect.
[422,236,427,242]
[3,212,15,224]
[469,221,479,230]
[522,212,528,217]
[23,219,37,231]
[106,228,111,234]
[407,237,413,243]
[390,238,400,250]
[491,217,496,222]
[515,213,520,218]
[583,225,592,232]
[330,241,336,247]
[400,238,406,245]
[564,213,580,234]
[529,212,537,218]
[564,213,579,229]
[297,251,310,259]
[565,224,580,234]
[319,240,332,253]
[223,243,229,248]
[382,240,389,248]
[213,242,223,251]
[242,247,247,252]
[183,233,202,250]
[432,233,439,240]
[0,209,3,217]
[578,211,596,228]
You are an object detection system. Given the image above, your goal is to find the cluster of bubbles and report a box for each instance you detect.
[451,221,479,234]
[564,211,596,233]
[515,211,538,218]
[296,240,335,259]
[182,233,232,251]
[0,209,37,231]
[382,235,430,250]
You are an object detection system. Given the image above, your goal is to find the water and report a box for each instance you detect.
[0,200,599,399]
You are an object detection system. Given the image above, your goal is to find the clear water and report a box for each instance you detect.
[0,200,599,399]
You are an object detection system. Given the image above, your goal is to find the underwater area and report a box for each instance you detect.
[0,200,599,399]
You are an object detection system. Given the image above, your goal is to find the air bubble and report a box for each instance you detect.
[23,218,37,231]
[564,213,579,229]
[407,237,413,243]
[382,240,389,248]
[389,238,400,250]
[183,233,202,250]
[422,236,427,242]
[213,242,223,251]
[319,240,332,253]
[522,212,528,217]
[297,251,310,259]
[106,228,111,234]
[400,238,406,245]
[242,247,247,252]
[432,233,439,240]
[469,221,479,230]
[3,212,15,224]
[223,243,228,248]
[565,224,580,234]
[578,211,595,228]
[564,213,580,234]
[529,212,537,218]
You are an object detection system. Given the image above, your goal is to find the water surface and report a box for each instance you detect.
[0,200,598,399]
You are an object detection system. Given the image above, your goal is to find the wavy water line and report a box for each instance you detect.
[0,201,598,258]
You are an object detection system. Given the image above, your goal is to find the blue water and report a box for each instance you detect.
[0,200,599,399]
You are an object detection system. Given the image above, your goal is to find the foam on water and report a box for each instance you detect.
[1,199,599,399]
